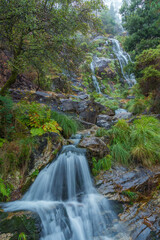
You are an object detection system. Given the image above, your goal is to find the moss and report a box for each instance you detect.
[0,212,40,240]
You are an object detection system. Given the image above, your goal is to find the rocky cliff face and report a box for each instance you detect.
[95,166,160,240]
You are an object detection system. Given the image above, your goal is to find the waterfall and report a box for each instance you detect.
[90,60,102,94]
[109,38,136,86]
[1,135,129,240]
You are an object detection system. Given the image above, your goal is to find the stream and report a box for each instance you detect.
[90,38,136,93]
[109,38,136,87]
[1,135,129,240]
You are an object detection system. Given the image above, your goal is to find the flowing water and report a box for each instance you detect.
[109,38,136,87]
[90,60,102,94]
[1,135,130,240]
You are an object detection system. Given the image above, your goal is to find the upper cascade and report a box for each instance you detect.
[109,38,136,86]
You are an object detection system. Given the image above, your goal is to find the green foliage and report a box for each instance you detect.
[0,0,103,94]
[0,140,33,178]
[100,5,121,35]
[122,190,138,203]
[16,102,62,136]
[108,116,160,166]
[96,128,108,137]
[0,95,14,139]
[51,111,79,138]
[126,96,152,114]
[135,45,160,113]
[0,214,39,240]
[0,178,12,201]
[31,170,39,178]
[0,138,5,148]
[92,155,112,176]
[95,96,119,111]
[120,0,160,54]
[18,233,27,240]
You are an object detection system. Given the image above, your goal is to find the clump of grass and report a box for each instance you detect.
[92,155,112,176]
[126,96,152,114]
[96,128,108,137]
[95,96,119,111]
[51,112,79,138]
[108,116,160,166]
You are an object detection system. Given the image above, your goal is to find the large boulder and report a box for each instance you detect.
[79,136,109,158]
[60,99,79,112]
[60,99,108,124]
[94,57,111,74]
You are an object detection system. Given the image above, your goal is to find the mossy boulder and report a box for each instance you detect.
[0,210,40,240]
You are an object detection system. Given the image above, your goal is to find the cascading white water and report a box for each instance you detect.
[1,135,129,240]
[109,38,136,86]
[90,61,102,94]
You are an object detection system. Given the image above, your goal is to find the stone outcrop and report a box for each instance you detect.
[60,99,107,124]
[95,166,160,240]
[96,114,112,129]
[79,136,109,158]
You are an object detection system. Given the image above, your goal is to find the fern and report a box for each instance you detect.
[18,232,27,240]
[0,178,11,201]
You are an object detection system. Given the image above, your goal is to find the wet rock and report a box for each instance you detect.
[96,47,106,52]
[113,109,132,120]
[92,36,105,41]
[77,93,89,100]
[94,57,111,75]
[60,99,108,124]
[22,133,63,194]
[96,166,160,240]
[79,136,109,158]
[60,99,79,112]
[96,115,112,129]
[36,91,52,98]
[96,166,160,197]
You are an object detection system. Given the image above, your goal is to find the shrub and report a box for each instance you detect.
[126,96,152,114]
[0,95,14,139]
[96,128,108,137]
[18,232,27,240]
[51,111,79,138]
[95,96,119,111]
[0,178,12,201]
[15,102,62,136]
[136,45,160,113]
[92,155,112,176]
[108,116,160,166]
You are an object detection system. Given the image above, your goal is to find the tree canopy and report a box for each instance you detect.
[120,0,160,54]
[0,0,103,94]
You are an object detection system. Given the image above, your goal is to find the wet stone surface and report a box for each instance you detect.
[95,166,160,240]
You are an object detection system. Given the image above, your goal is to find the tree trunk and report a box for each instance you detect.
[0,69,18,96]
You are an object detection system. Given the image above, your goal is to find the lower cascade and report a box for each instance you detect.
[1,135,129,240]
